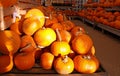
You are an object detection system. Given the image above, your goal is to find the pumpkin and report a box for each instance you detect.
[60,14,75,31]
[34,28,56,48]
[10,21,23,35]
[54,56,74,74]
[51,23,64,30]
[113,20,120,29]
[24,8,45,27]
[99,0,106,3]
[0,55,13,73]
[40,52,54,70]
[22,17,42,35]
[0,30,21,55]
[14,51,35,70]
[70,26,86,39]
[73,54,99,74]
[51,29,71,56]
[87,0,92,4]
[51,41,71,56]
[20,35,37,52]
[56,30,71,43]
[57,13,64,22]
[71,34,93,55]
[45,13,58,27]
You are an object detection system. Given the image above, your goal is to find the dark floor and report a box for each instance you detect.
[72,20,120,76]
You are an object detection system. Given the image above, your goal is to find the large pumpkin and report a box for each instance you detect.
[0,30,21,55]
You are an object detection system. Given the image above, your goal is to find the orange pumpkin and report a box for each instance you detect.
[57,13,64,22]
[71,26,86,39]
[54,56,74,74]
[99,0,106,3]
[73,54,99,74]
[22,17,42,35]
[45,13,58,27]
[34,28,56,48]
[40,52,54,70]
[56,30,71,43]
[0,55,13,73]
[10,21,23,35]
[14,51,35,70]
[51,23,64,30]
[51,41,71,56]
[0,30,21,55]
[24,8,45,27]
[20,35,37,52]
[61,20,75,31]
[71,34,93,55]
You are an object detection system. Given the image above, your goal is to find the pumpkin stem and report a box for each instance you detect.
[83,55,91,60]
[37,45,45,48]
[0,6,5,30]
[63,14,68,21]
[56,28,62,41]
[62,55,68,63]
[19,43,32,52]
[49,13,52,20]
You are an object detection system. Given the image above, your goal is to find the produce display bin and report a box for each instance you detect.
[1,62,108,76]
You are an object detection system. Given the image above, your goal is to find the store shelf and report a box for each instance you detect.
[70,16,120,37]
[96,23,120,37]
[91,7,120,12]
[84,19,120,37]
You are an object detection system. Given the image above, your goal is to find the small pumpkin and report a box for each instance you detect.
[14,51,35,70]
[54,56,74,74]
[22,17,42,35]
[20,35,37,52]
[24,8,45,27]
[40,52,54,70]
[45,13,58,27]
[34,28,56,48]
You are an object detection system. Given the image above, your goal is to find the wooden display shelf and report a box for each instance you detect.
[1,63,108,76]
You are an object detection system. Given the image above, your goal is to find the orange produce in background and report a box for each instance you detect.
[0,0,17,8]
[45,13,58,27]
